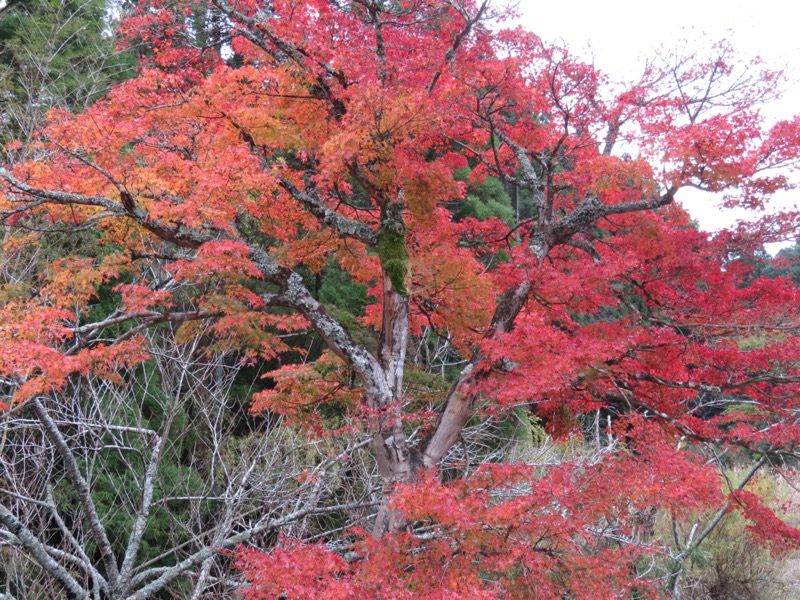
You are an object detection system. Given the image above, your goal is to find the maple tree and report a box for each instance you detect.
[2,0,800,597]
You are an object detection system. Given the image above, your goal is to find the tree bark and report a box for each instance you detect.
[371,198,415,537]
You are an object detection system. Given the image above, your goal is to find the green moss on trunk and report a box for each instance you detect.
[378,219,410,297]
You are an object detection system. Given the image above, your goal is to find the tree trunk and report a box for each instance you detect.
[371,196,415,537]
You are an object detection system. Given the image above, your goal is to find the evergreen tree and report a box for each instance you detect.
[0,0,135,152]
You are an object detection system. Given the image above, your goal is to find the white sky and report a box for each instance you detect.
[517,0,800,250]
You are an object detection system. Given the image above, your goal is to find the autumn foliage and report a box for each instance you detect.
[2,0,800,597]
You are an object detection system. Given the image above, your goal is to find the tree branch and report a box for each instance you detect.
[427,0,490,94]
[29,398,120,590]
[274,175,378,247]
[116,429,166,595]
[0,168,210,249]
[126,501,376,599]
[0,504,90,600]
[44,487,108,596]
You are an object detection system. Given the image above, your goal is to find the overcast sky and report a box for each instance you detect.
[517,0,799,247]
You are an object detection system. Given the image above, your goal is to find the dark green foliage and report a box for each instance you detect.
[452,168,515,224]
[320,265,377,352]
[319,266,369,317]
[768,242,800,284]
[0,0,136,147]
[729,242,800,288]
[49,360,213,576]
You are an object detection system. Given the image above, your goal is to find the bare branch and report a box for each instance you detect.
[127,500,377,599]
[0,505,90,600]
[28,398,120,590]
